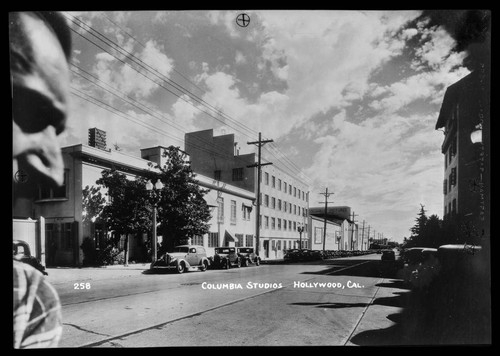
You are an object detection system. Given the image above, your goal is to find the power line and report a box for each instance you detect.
[66,12,309,181]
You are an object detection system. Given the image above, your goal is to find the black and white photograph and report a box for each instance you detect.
[11,9,491,348]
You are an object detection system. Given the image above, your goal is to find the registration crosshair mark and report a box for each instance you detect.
[236,13,250,28]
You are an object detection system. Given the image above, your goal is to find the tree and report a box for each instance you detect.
[81,185,106,265]
[96,169,152,265]
[148,146,211,253]
[410,204,428,239]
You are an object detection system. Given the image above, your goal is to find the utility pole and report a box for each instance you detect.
[247,132,273,257]
[319,188,334,253]
[361,220,365,251]
[367,225,371,249]
[350,211,358,250]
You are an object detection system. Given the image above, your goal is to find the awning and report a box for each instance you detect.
[204,195,218,208]
[224,229,238,242]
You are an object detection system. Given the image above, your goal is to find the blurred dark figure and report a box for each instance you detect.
[11,11,72,348]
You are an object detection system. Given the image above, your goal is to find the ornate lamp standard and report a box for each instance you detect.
[146,178,164,263]
[297,225,304,250]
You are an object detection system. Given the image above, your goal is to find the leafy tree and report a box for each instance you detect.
[96,169,152,265]
[147,146,211,253]
[81,185,106,265]
[410,204,428,239]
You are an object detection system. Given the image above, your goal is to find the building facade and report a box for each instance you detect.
[308,206,359,251]
[435,66,490,244]
[184,129,311,260]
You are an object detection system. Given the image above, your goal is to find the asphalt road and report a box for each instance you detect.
[49,253,406,347]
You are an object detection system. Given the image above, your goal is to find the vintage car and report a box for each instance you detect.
[13,240,48,275]
[210,247,241,269]
[237,247,261,267]
[381,249,396,261]
[150,245,209,273]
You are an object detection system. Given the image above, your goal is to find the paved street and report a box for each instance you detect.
[47,253,408,347]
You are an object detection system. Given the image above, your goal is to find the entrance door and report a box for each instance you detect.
[263,240,269,258]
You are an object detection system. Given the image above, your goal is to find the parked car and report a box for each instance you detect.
[151,245,209,273]
[237,247,261,267]
[210,247,241,269]
[284,249,301,262]
[13,240,48,275]
[381,249,396,261]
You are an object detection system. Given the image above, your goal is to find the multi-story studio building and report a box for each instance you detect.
[185,129,311,260]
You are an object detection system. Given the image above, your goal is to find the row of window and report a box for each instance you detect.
[271,239,308,251]
[262,172,308,202]
[260,215,307,232]
[202,232,254,248]
[261,193,308,216]
[443,167,457,195]
[217,198,252,224]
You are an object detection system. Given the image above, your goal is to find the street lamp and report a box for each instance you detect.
[146,178,164,263]
[471,123,482,144]
[297,225,304,250]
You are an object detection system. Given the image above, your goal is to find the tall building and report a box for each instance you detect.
[435,65,490,244]
[185,129,310,260]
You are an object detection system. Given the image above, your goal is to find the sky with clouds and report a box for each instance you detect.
[60,10,473,243]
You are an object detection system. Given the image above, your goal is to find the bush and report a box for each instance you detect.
[80,237,97,266]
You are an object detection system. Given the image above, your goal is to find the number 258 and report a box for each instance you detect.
[74,282,91,290]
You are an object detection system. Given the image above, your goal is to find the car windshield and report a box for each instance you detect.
[216,248,234,253]
[238,248,252,253]
[173,246,189,253]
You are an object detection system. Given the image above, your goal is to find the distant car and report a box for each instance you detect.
[151,245,209,273]
[210,247,241,269]
[237,247,261,267]
[381,249,396,261]
[13,240,48,275]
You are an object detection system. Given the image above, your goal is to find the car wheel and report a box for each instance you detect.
[200,260,208,272]
[242,259,248,267]
[256,258,260,266]
[177,262,186,274]
[236,258,241,268]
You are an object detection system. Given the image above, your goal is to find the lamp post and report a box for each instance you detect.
[297,225,304,250]
[146,178,163,263]
[471,123,482,144]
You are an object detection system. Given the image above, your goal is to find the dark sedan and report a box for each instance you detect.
[13,240,48,275]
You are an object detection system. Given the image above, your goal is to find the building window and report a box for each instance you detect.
[278,179,282,190]
[452,199,457,215]
[38,169,68,200]
[235,234,244,247]
[242,204,251,220]
[272,176,276,188]
[230,200,237,223]
[208,232,219,247]
[232,168,244,181]
[264,194,269,207]
[284,201,287,212]
[289,185,292,195]
[264,216,269,229]
[271,197,276,209]
[214,170,221,181]
[245,234,254,248]
[294,205,297,215]
[293,221,296,231]
[443,179,448,195]
[448,202,452,217]
[192,235,204,246]
[271,218,276,230]
[277,240,281,250]
[62,222,73,249]
[289,202,292,212]
[265,172,269,185]
[218,198,224,223]
[315,227,323,244]
[294,187,297,197]
[284,182,287,192]
[278,218,282,230]
[450,167,457,186]
[284,220,287,230]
